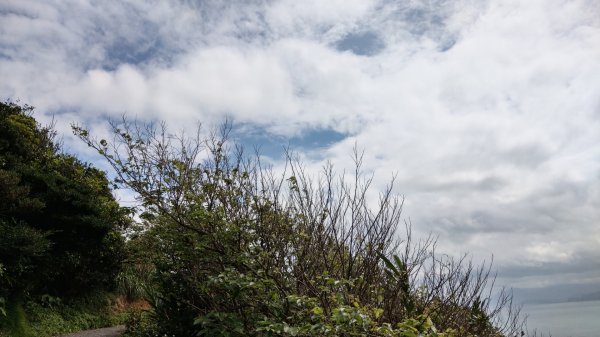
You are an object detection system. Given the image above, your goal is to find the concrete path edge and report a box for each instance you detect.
[57,325,126,337]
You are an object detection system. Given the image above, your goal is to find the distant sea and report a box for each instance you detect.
[523,300,600,337]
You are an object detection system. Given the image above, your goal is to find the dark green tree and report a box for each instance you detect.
[0,101,126,301]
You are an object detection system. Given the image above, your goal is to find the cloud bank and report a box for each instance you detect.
[1,0,599,293]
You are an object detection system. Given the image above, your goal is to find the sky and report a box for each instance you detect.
[1,0,599,302]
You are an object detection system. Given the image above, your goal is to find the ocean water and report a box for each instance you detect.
[523,300,600,337]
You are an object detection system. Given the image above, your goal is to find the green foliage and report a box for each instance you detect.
[0,101,127,299]
[116,266,152,302]
[0,300,31,337]
[0,219,51,295]
[0,292,127,337]
[255,282,455,337]
[0,264,5,317]
[76,119,525,337]
[378,252,415,316]
[115,222,158,302]
[122,308,160,337]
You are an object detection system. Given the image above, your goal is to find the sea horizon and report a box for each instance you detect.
[523,299,600,337]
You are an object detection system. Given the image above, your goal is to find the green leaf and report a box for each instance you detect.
[393,255,406,272]
[312,306,324,315]
[377,252,399,276]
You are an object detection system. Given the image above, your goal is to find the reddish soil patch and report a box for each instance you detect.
[112,295,152,313]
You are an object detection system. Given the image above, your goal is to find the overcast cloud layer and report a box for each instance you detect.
[1,0,599,296]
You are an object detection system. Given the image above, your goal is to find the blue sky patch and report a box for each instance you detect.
[335,31,385,56]
[103,36,163,70]
[232,124,347,158]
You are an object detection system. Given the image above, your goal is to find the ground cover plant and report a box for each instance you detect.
[0,292,128,337]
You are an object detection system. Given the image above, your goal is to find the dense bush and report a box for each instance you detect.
[0,101,128,336]
[76,119,526,337]
[0,101,127,299]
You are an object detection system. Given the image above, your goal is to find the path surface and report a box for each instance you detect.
[58,325,126,337]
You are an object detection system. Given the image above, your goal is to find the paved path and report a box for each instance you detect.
[58,325,126,337]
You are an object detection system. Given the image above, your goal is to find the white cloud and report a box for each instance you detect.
[266,0,375,38]
[1,0,599,291]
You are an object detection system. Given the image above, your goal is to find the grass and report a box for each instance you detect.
[0,292,128,337]
[1,300,31,337]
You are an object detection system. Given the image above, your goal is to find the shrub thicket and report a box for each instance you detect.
[76,119,525,337]
[0,102,128,335]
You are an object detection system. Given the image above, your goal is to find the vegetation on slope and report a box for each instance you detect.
[0,101,128,336]
[0,101,528,336]
[75,118,525,337]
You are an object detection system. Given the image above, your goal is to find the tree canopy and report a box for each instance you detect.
[0,101,126,300]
